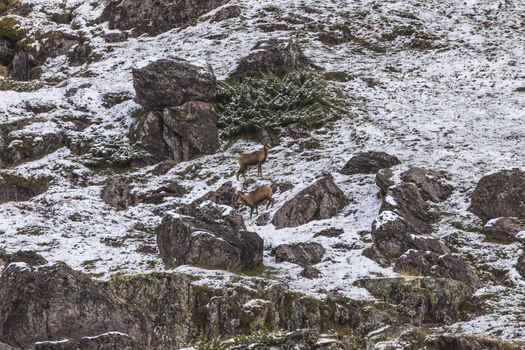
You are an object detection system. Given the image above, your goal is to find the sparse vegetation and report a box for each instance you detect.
[81,135,144,171]
[215,70,344,138]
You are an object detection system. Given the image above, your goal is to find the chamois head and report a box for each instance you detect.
[263,143,272,150]
[235,191,244,203]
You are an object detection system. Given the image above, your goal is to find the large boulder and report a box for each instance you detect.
[102,0,230,35]
[156,202,263,270]
[229,38,314,80]
[400,167,452,203]
[355,277,474,325]
[132,58,216,111]
[394,250,482,288]
[0,172,51,204]
[470,169,525,220]
[0,263,153,349]
[273,242,325,267]
[272,175,349,229]
[341,151,400,175]
[380,183,433,234]
[101,176,186,210]
[369,211,449,265]
[130,101,220,163]
[482,217,525,243]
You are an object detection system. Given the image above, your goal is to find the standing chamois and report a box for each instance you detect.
[236,143,271,181]
[235,185,275,219]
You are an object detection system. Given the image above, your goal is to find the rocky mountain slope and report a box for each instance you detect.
[0,0,524,349]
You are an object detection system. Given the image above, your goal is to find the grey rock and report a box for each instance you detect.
[0,263,153,349]
[102,0,230,35]
[229,38,314,80]
[394,250,482,288]
[132,58,216,111]
[300,265,322,279]
[130,101,219,164]
[400,166,452,203]
[380,183,433,234]
[272,175,349,229]
[274,242,325,267]
[355,277,474,325]
[0,173,51,204]
[482,217,525,243]
[341,151,400,175]
[375,168,394,195]
[470,169,525,220]
[156,202,263,270]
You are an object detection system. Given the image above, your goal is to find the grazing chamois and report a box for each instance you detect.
[235,185,275,219]
[236,143,271,181]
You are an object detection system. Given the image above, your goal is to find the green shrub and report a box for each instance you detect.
[81,135,143,171]
[216,70,343,138]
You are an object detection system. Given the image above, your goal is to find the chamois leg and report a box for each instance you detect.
[268,196,275,208]
[236,167,246,181]
[257,162,262,177]
[250,207,254,219]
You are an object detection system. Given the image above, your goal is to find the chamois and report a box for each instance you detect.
[236,143,271,181]
[235,185,275,219]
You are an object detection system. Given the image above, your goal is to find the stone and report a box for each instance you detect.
[341,151,400,175]
[229,38,314,80]
[470,169,525,220]
[102,0,230,35]
[482,217,525,243]
[313,228,344,238]
[273,242,325,267]
[355,277,474,325]
[130,102,219,163]
[272,175,349,229]
[369,211,449,265]
[380,183,433,234]
[0,250,47,267]
[394,250,482,288]
[8,51,35,81]
[156,202,263,270]
[400,167,452,203]
[300,265,322,279]
[132,58,216,111]
[0,263,153,349]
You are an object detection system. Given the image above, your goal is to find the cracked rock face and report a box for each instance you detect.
[156,202,263,270]
[272,175,349,229]
[0,263,154,349]
[102,0,230,35]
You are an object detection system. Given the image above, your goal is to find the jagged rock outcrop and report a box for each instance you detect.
[394,250,481,288]
[368,211,449,265]
[181,181,237,214]
[156,201,263,270]
[341,151,400,175]
[273,242,325,267]
[482,217,525,243]
[132,59,216,111]
[33,332,141,350]
[272,175,349,229]
[110,272,398,349]
[0,172,51,204]
[355,277,474,325]
[313,228,344,238]
[229,38,314,80]
[300,266,322,279]
[131,102,220,163]
[101,0,230,35]
[400,167,453,202]
[130,59,220,164]
[380,183,433,234]
[0,263,153,349]
[470,169,525,220]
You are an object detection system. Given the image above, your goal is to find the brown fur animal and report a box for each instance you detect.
[235,185,275,219]
[236,143,271,181]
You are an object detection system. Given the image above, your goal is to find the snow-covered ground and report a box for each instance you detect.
[1,0,524,342]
